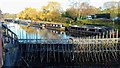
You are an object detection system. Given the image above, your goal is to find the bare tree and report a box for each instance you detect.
[0,9,2,18]
[103,1,118,17]
[118,1,120,17]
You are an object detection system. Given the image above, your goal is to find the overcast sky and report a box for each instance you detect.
[0,0,119,14]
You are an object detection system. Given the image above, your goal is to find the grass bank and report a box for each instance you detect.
[72,19,120,31]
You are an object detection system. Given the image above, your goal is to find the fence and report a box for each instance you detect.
[17,30,120,67]
[19,29,119,44]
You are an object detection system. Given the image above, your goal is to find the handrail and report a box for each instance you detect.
[2,24,18,44]
[18,39,71,44]
[18,38,120,44]
[2,24,17,36]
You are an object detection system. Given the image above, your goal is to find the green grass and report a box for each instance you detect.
[75,19,120,30]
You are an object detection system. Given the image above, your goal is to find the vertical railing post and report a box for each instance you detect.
[116,29,118,38]
[5,29,9,43]
[109,31,111,38]
[11,32,13,44]
[113,30,115,38]
[13,34,15,44]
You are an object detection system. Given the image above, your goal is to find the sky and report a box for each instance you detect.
[0,0,119,14]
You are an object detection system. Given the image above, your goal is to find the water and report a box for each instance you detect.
[7,23,73,39]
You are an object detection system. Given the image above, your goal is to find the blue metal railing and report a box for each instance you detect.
[2,24,18,45]
[18,39,72,44]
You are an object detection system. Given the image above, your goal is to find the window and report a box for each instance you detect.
[88,29,95,32]
[71,27,76,29]
[99,29,102,32]
[78,28,86,30]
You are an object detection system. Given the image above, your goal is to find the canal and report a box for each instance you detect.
[7,23,73,39]
[3,23,120,68]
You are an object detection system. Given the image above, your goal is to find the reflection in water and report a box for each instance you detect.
[7,23,92,40]
[20,25,37,33]
[38,29,59,39]
[48,29,64,34]
[7,23,72,39]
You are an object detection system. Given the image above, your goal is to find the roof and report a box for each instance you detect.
[70,24,113,30]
